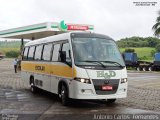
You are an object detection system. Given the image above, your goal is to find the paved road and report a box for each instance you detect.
[0,59,160,120]
[128,71,160,89]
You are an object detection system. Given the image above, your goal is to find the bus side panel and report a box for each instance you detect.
[50,62,73,94]
[21,61,33,88]
[33,62,51,91]
[21,71,31,88]
[34,74,51,91]
[21,61,52,91]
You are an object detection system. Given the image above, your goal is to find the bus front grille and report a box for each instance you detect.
[92,79,119,95]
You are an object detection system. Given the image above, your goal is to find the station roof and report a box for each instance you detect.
[0,21,94,40]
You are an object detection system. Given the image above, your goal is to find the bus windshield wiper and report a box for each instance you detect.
[101,61,125,68]
[82,60,106,68]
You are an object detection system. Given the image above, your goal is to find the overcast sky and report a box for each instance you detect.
[0,0,159,40]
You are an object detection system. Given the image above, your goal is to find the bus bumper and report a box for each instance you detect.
[69,81,128,100]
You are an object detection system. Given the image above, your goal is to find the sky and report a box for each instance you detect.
[0,0,159,40]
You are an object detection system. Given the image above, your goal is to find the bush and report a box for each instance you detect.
[125,48,135,53]
[150,50,156,57]
[156,43,160,52]
[139,56,148,60]
[0,51,4,55]
[6,51,20,58]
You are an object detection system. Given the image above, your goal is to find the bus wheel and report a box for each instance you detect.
[31,83,37,94]
[30,77,37,94]
[106,99,116,103]
[60,85,69,106]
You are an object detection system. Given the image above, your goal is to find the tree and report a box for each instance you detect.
[152,10,160,37]
[117,36,160,48]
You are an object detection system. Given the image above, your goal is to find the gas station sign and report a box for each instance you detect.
[67,25,88,30]
[59,20,92,31]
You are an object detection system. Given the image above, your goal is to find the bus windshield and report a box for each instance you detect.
[72,37,125,68]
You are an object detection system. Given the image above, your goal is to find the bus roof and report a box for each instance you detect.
[25,32,114,47]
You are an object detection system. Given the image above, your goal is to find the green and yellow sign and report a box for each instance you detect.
[59,20,68,31]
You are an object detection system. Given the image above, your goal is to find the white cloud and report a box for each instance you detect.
[0,0,159,40]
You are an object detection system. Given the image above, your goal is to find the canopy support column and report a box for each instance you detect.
[21,38,24,52]
[32,37,35,40]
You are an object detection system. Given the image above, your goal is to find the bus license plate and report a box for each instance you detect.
[102,85,113,91]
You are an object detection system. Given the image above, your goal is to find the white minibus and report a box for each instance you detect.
[21,32,128,105]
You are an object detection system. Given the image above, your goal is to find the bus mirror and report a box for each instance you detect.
[60,51,66,62]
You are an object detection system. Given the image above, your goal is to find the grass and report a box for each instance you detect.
[0,41,21,54]
[120,47,155,61]
[0,48,20,53]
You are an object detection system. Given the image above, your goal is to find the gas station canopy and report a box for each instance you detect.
[0,21,94,40]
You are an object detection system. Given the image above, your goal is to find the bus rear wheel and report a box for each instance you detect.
[31,83,38,94]
[60,85,69,106]
[30,77,37,94]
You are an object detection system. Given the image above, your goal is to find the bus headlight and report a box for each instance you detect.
[74,78,91,84]
[121,78,127,83]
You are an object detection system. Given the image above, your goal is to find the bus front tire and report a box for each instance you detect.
[61,85,69,106]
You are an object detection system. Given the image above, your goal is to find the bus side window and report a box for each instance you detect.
[23,47,29,60]
[34,45,43,61]
[52,43,60,61]
[42,44,52,61]
[28,46,35,60]
[62,42,71,63]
